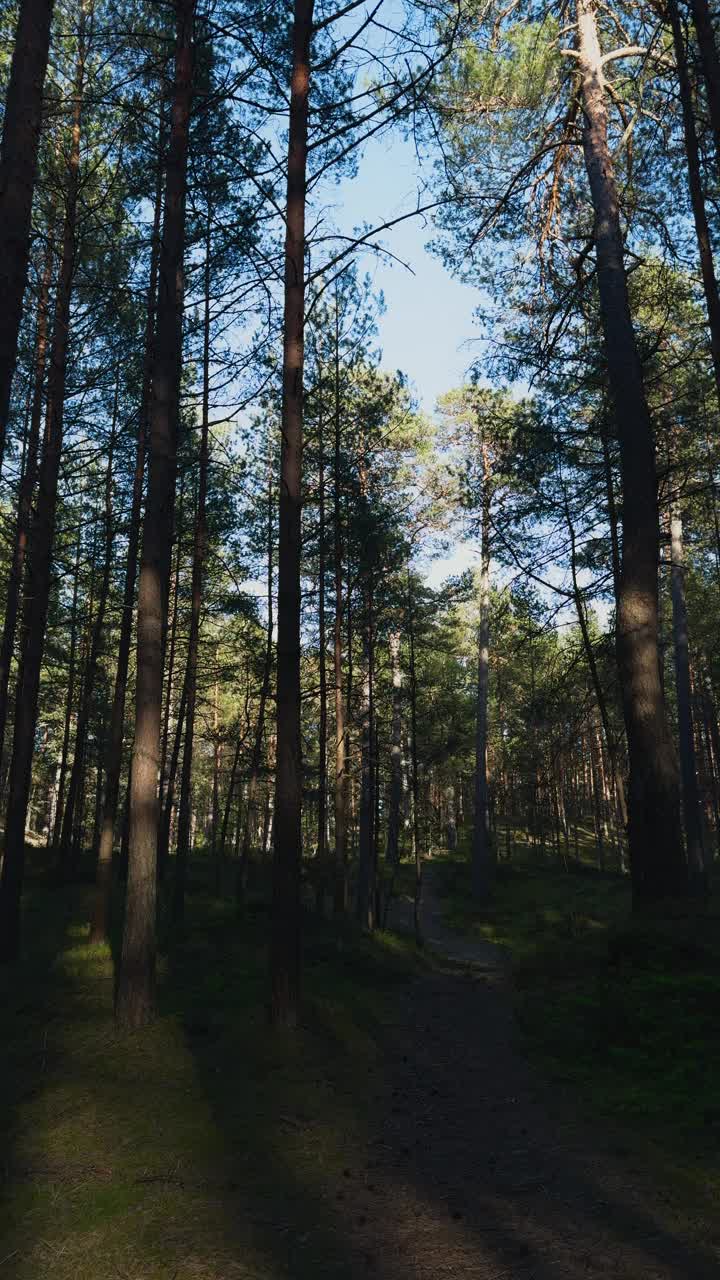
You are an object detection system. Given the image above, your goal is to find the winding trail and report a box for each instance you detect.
[332,862,720,1279]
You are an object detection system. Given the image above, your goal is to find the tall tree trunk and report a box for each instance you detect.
[271,0,313,1029]
[576,0,686,906]
[57,378,118,873]
[564,491,628,828]
[332,287,348,913]
[0,9,88,960]
[0,0,55,475]
[316,404,328,909]
[115,0,195,1027]
[688,0,720,166]
[667,0,720,402]
[237,452,274,914]
[158,474,184,835]
[0,231,54,773]
[670,505,707,893]
[173,208,211,924]
[356,589,374,930]
[90,136,164,943]
[51,522,83,858]
[471,438,493,899]
[386,630,402,866]
[407,585,423,945]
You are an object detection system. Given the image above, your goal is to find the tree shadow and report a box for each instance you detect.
[2,855,718,1279]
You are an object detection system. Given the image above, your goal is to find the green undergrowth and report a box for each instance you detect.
[433,849,720,1206]
[0,853,425,1280]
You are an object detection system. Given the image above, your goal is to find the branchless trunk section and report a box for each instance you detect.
[666,0,720,402]
[115,0,195,1027]
[237,456,274,915]
[0,5,88,960]
[0,231,54,774]
[57,373,118,874]
[471,437,493,900]
[332,287,348,913]
[576,0,686,905]
[564,490,628,831]
[0,0,55,475]
[315,402,328,909]
[670,504,707,893]
[52,523,83,859]
[90,132,164,943]
[173,208,211,924]
[271,0,313,1029]
[688,0,720,167]
[386,631,402,867]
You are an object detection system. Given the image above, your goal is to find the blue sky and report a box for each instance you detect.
[327,131,484,586]
[329,132,481,413]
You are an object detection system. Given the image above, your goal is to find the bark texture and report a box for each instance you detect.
[576,0,686,906]
[0,0,55,474]
[115,0,195,1027]
[271,0,314,1029]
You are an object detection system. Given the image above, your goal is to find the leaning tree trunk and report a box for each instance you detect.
[576,0,686,906]
[173,209,211,925]
[0,0,55,476]
[471,438,493,900]
[89,131,164,943]
[115,0,195,1028]
[0,10,87,961]
[271,0,314,1030]
[670,504,707,894]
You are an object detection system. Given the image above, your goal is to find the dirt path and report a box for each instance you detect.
[330,863,719,1279]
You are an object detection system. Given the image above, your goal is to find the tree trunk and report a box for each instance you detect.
[90,135,164,943]
[0,0,55,475]
[51,523,83,859]
[688,0,720,168]
[565,492,628,828]
[332,287,348,913]
[115,0,195,1027]
[356,590,374,930]
[0,231,54,774]
[0,10,88,960]
[316,404,328,910]
[271,0,313,1029]
[173,208,211,924]
[576,0,686,906]
[471,438,493,899]
[670,506,707,893]
[237,452,274,914]
[58,373,118,874]
[158,473,184,840]
[667,0,720,403]
[386,631,402,866]
[408,587,423,946]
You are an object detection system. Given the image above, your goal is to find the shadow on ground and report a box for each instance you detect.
[1,853,719,1278]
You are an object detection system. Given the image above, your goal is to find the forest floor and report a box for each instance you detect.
[1,850,719,1278]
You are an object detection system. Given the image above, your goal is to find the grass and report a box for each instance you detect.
[0,852,425,1280]
[433,839,720,1204]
